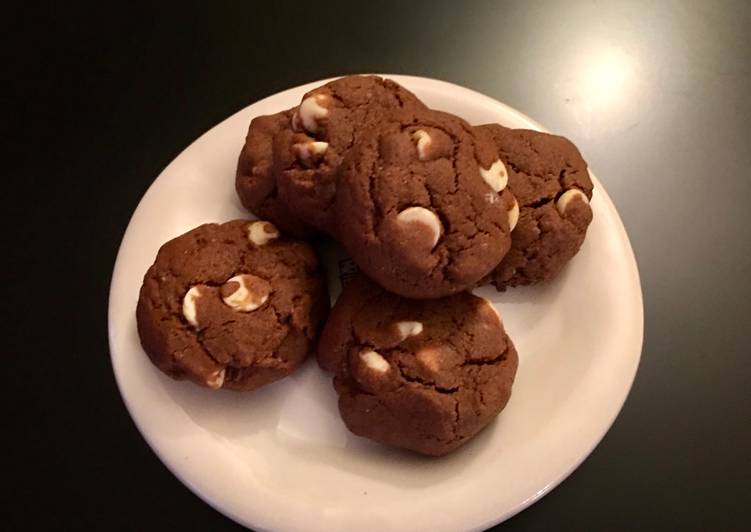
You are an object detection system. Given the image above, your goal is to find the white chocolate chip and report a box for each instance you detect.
[556,188,589,215]
[507,197,520,232]
[360,349,390,373]
[221,274,270,312]
[293,141,329,168]
[396,206,442,248]
[395,321,423,341]
[298,94,329,133]
[206,368,225,389]
[480,159,508,193]
[182,286,203,328]
[411,129,432,160]
[247,221,280,246]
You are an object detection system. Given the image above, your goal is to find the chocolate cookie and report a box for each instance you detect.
[136,219,328,391]
[335,109,517,299]
[318,275,518,456]
[235,110,315,238]
[477,124,594,289]
[274,75,427,235]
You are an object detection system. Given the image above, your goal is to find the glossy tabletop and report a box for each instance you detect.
[7,1,750,530]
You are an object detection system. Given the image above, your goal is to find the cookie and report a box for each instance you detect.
[235,109,315,238]
[318,275,518,456]
[477,124,594,289]
[274,75,427,235]
[136,219,328,391]
[334,109,517,299]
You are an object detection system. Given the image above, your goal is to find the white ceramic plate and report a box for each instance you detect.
[108,75,643,531]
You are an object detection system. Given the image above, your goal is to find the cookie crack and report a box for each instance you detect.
[393,359,459,394]
[452,398,460,440]
[461,355,507,367]
[194,328,225,368]
[528,196,554,209]
[393,90,408,109]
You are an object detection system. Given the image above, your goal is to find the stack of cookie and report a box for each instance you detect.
[137,75,593,456]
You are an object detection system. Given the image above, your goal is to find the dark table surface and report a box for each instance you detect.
[7,1,750,530]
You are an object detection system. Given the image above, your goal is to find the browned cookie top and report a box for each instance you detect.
[274,75,427,235]
[478,124,594,289]
[235,110,315,238]
[334,109,517,299]
[318,275,518,456]
[136,219,328,391]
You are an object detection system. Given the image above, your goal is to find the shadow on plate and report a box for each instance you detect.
[272,413,508,489]
[158,353,508,488]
